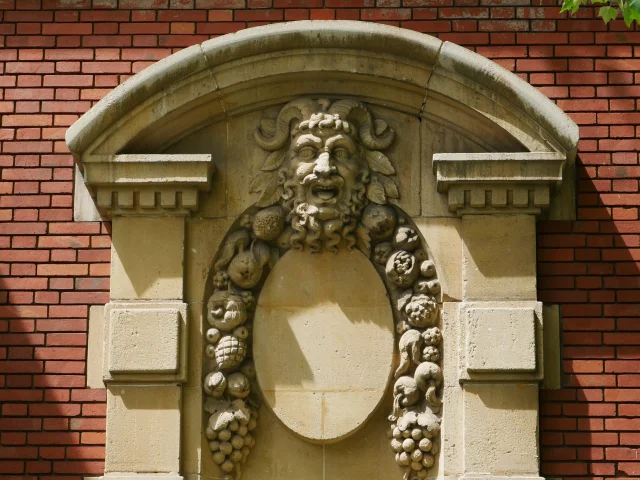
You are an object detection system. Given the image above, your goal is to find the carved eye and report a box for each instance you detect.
[333,148,348,159]
[298,147,315,159]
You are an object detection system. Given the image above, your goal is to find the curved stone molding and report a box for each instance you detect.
[202,98,442,480]
[65,21,578,166]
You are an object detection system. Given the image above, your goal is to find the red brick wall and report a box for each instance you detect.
[0,1,638,478]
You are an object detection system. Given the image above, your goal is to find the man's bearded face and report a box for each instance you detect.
[282,122,368,252]
[291,128,364,220]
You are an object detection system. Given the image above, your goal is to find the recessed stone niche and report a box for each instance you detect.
[66,20,578,480]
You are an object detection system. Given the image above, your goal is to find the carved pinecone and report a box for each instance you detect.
[215,336,248,371]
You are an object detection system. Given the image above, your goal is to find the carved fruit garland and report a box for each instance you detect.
[204,98,442,480]
[364,205,443,480]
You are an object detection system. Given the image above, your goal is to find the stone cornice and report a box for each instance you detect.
[82,154,214,217]
[432,152,566,216]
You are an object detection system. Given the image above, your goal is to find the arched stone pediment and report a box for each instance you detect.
[67,21,577,160]
[69,20,580,480]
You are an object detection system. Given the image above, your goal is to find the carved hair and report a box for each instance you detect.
[254,98,395,152]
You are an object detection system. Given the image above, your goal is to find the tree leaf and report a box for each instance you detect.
[249,172,273,193]
[625,0,640,24]
[560,0,577,13]
[376,174,400,200]
[261,149,287,172]
[599,5,619,22]
[366,150,396,175]
[366,176,387,204]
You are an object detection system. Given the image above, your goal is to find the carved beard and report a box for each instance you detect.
[280,171,367,253]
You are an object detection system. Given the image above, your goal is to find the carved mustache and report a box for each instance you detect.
[301,174,345,187]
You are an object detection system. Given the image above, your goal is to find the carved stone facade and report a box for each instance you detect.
[203,99,443,479]
[66,21,578,480]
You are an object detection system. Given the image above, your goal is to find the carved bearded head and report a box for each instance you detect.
[253,98,397,252]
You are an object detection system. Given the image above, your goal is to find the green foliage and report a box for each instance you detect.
[561,0,640,26]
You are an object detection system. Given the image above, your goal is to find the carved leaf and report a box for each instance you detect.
[252,241,272,267]
[355,224,371,257]
[366,150,395,175]
[261,149,287,172]
[376,173,399,199]
[214,229,250,271]
[249,172,273,194]
[396,289,413,312]
[260,118,276,136]
[269,247,280,269]
[366,176,387,204]
[256,184,282,208]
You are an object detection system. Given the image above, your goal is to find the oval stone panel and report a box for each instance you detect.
[253,248,394,444]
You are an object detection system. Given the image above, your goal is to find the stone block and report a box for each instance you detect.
[465,306,536,373]
[103,301,187,383]
[108,308,180,374]
[542,304,561,390]
[110,216,184,300]
[240,403,323,480]
[462,215,536,301]
[253,249,394,443]
[86,305,105,389]
[414,217,462,301]
[459,301,543,382]
[105,385,181,474]
[74,165,102,222]
[463,383,540,476]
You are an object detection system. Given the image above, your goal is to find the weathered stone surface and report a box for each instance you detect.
[82,154,214,217]
[414,217,462,301]
[110,216,184,300]
[74,165,102,222]
[465,306,536,373]
[543,304,561,390]
[462,214,536,301]
[254,248,394,443]
[108,307,180,374]
[103,301,187,383]
[433,152,565,215]
[105,385,181,474]
[463,383,540,476]
[459,301,543,383]
[86,305,105,389]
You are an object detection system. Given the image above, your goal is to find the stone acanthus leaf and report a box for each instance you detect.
[203,98,442,480]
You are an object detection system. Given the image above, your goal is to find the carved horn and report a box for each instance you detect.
[329,99,395,151]
[254,98,317,151]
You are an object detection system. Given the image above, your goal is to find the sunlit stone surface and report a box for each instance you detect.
[254,248,394,443]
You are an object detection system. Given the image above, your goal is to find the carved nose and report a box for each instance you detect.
[313,152,336,177]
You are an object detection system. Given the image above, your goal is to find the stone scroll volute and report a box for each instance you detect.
[203,98,443,480]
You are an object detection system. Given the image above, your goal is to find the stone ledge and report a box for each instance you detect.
[433,152,566,215]
[82,154,214,217]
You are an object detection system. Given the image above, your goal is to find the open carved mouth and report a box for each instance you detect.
[311,184,340,202]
